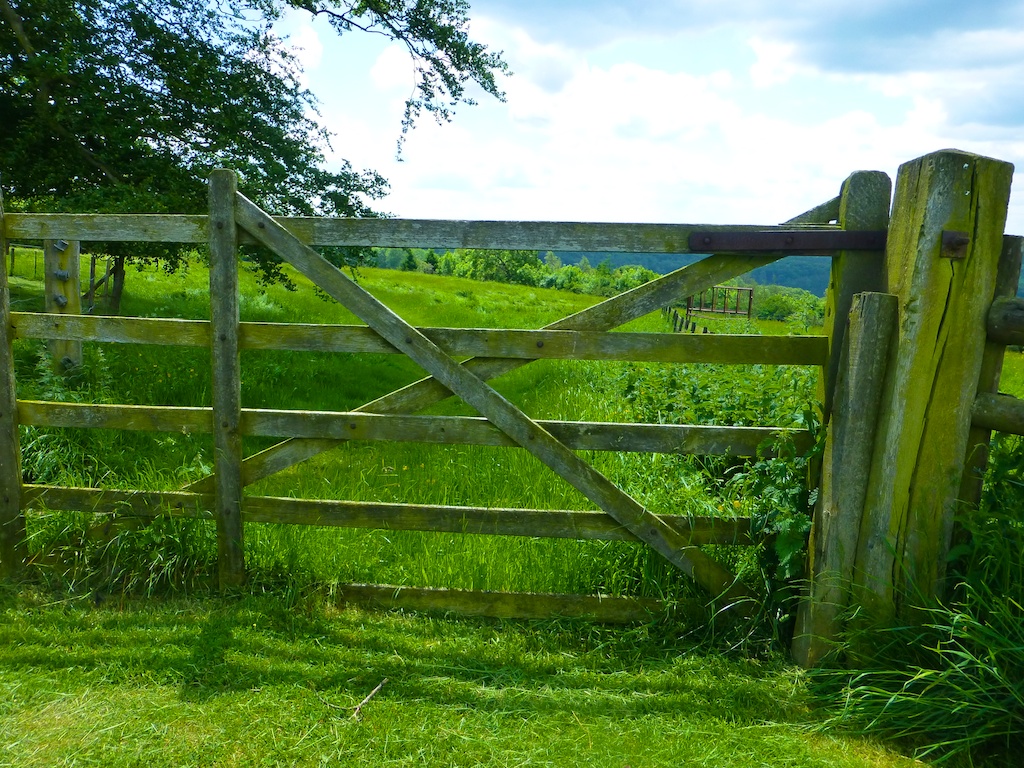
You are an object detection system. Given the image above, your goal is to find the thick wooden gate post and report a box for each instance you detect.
[793,292,898,666]
[209,170,245,588]
[854,149,1013,620]
[0,190,26,577]
[43,239,83,371]
[793,170,891,666]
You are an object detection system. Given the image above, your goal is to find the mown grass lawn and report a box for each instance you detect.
[0,587,921,768]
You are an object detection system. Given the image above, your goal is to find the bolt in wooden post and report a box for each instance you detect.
[855,149,1014,619]
[793,291,898,667]
[44,238,83,371]
[0,189,26,577]
[209,169,245,588]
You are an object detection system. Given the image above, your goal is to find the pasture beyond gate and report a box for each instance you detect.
[1,149,1022,666]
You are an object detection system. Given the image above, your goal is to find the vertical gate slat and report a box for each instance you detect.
[209,170,245,587]
[0,190,26,577]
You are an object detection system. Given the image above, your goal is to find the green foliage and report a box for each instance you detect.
[408,246,659,296]
[0,0,506,287]
[753,285,826,328]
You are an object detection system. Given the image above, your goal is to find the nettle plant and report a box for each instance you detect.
[618,361,821,591]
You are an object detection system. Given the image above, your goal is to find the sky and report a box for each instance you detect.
[277,0,1024,234]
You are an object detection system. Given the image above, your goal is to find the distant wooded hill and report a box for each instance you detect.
[555,253,833,296]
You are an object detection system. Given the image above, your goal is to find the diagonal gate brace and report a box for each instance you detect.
[231,192,751,605]
[189,253,789,492]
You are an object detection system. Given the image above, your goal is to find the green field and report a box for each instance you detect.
[2,249,1019,766]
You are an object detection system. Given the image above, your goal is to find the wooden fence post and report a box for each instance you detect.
[43,238,83,370]
[957,235,1024,511]
[818,171,891,419]
[793,292,898,666]
[854,149,1013,619]
[209,169,245,588]
[0,190,26,577]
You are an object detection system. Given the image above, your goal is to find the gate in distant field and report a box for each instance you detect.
[1,150,1021,668]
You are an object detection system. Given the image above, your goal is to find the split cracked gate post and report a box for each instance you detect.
[794,149,1016,667]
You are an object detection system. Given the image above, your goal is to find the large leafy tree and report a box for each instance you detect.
[0,0,507,307]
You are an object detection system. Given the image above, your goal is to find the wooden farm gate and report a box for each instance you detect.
[1,150,1020,665]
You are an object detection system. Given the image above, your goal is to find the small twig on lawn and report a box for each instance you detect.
[351,678,388,720]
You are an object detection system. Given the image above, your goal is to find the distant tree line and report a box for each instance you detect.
[376,248,660,297]
[375,247,827,326]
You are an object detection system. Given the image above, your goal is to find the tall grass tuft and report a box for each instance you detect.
[809,432,1024,765]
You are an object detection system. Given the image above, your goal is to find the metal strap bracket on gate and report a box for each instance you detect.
[688,230,888,254]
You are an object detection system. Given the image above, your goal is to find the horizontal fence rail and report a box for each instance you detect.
[10,312,828,365]
[6,213,843,252]
[21,485,753,545]
[17,401,812,456]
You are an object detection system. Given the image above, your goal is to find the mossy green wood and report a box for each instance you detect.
[5,212,839,251]
[330,583,689,623]
[958,236,1023,509]
[241,497,753,545]
[793,292,897,667]
[987,295,1024,345]
[9,312,827,365]
[16,399,810,456]
[42,239,83,370]
[232,190,751,605]
[855,150,1014,617]
[818,172,890,419]
[21,485,213,518]
[208,170,245,588]
[971,392,1024,435]
[0,191,26,577]
[20,484,751,546]
[11,313,210,346]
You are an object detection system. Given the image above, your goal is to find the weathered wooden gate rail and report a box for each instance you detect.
[1,150,1018,659]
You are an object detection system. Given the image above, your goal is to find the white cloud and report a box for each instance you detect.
[370,45,416,92]
[748,37,801,87]
[287,23,324,82]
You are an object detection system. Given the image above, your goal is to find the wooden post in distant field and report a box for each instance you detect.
[854,149,1013,620]
[209,169,245,588]
[43,238,83,371]
[0,190,26,577]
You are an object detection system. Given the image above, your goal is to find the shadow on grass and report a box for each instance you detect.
[0,587,805,723]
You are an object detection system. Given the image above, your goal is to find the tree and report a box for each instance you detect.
[0,0,507,309]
